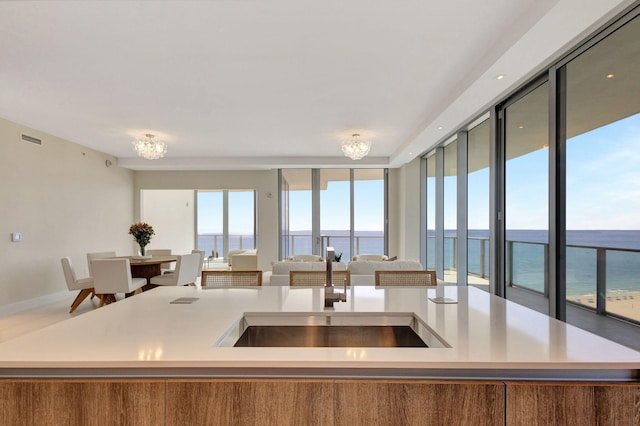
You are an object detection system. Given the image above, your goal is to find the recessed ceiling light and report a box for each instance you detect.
[518,125,525,129]
[437,126,444,130]
[409,152,413,156]
[606,73,615,79]
[496,74,505,80]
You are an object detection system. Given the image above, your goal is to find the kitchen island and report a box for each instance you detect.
[0,285,638,425]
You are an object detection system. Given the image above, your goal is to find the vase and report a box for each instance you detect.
[139,245,146,256]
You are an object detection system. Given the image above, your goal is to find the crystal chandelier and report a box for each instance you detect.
[341,133,371,160]
[132,134,167,160]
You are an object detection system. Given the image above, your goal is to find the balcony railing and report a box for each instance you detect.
[197,234,255,258]
[283,234,385,262]
[428,235,640,324]
[197,233,385,262]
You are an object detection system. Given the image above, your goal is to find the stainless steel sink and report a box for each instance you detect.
[215,312,449,348]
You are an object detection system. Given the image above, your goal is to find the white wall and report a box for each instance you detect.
[141,190,195,255]
[0,117,135,307]
[395,158,422,261]
[387,168,400,258]
[134,170,279,271]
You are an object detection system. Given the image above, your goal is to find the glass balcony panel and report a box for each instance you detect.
[606,250,640,322]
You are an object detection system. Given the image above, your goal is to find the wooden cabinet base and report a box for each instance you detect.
[506,382,640,426]
[1,378,638,425]
[0,380,164,426]
[166,379,504,426]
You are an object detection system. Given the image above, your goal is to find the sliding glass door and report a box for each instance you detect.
[196,191,224,258]
[280,169,313,259]
[354,169,385,259]
[320,169,351,260]
[425,155,436,270]
[564,14,640,322]
[503,81,550,315]
[467,119,490,291]
[196,190,256,259]
[279,168,387,261]
[443,140,458,283]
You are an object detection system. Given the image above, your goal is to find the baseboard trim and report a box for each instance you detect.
[0,291,69,317]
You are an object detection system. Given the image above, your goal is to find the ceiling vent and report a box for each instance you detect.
[21,133,42,145]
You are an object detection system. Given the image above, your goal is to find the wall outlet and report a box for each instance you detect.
[11,232,22,242]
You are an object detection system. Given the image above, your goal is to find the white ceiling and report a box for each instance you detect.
[0,0,634,170]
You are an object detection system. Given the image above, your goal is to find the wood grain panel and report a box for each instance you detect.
[166,379,334,426]
[0,379,164,426]
[506,382,640,426]
[334,380,504,426]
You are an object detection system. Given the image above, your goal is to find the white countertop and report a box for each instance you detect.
[0,286,638,380]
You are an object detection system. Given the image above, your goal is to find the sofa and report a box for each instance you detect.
[287,254,323,262]
[266,261,347,286]
[352,254,388,261]
[227,249,257,268]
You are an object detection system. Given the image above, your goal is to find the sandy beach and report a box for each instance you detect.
[568,291,639,321]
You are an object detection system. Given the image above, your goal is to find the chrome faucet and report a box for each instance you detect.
[324,246,346,308]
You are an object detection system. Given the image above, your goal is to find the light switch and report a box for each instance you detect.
[11,232,22,242]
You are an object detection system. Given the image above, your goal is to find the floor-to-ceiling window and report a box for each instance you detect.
[443,140,458,284]
[425,155,436,270]
[196,190,256,259]
[503,81,550,315]
[320,169,351,260]
[420,5,640,346]
[280,172,290,258]
[228,190,256,252]
[279,168,387,261]
[467,119,490,291]
[196,191,224,258]
[564,13,640,323]
[354,169,385,259]
[280,169,313,260]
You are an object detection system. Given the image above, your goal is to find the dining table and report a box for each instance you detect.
[123,255,178,290]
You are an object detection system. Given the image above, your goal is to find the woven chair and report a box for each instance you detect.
[201,270,262,287]
[374,270,437,287]
[289,270,351,287]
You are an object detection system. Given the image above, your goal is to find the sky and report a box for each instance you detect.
[288,179,384,231]
[196,178,385,235]
[438,112,640,231]
[197,190,255,234]
[196,112,640,236]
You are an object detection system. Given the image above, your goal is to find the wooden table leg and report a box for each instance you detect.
[130,264,162,292]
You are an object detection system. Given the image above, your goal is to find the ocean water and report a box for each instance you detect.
[429,230,640,296]
[197,235,255,258]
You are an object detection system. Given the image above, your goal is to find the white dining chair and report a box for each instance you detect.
[192,249,205,281]
[146,248,174,273]
[91,258,146,306]
[149,253,200,287]
[61,257,95,313]
[163,250,205,285]
[86,251,116,276]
